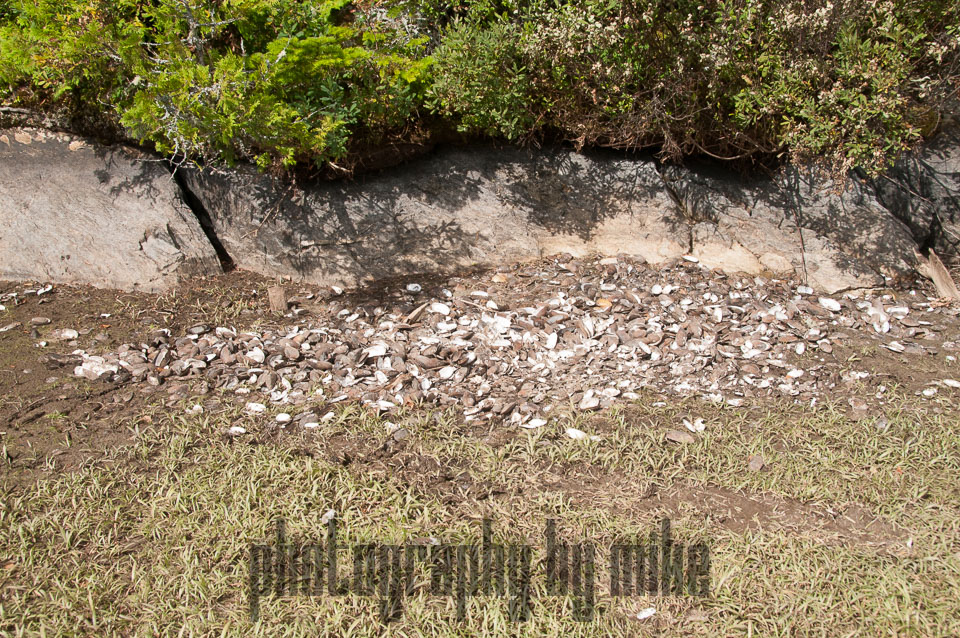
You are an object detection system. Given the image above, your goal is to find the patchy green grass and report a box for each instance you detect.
[1,390,959,636]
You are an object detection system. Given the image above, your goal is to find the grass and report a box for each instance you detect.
[149,281,268,329]
[1,389,959,636]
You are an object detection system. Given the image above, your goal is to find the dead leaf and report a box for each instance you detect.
[915,249,960,301]
[405,302,429,323]
[666,429,695,444]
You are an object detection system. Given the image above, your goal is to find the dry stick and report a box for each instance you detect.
[243,182,296,239]
[455,298,488,312]
[796,223,809,286]
[774,172,809,285]
[302,239,361,247]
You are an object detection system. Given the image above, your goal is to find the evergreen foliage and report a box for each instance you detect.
[1,0,957,174]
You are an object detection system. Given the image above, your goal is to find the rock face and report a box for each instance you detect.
[0,128,221,291]
[4,126,960,294]
[663,163,915,292]
[180,147,691,289]
[872,117,960,259]
[182,145,927,293]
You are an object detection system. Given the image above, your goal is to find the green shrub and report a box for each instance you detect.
[0,0,140,105]
[0,0,432,169]
[427,0,960,174]
[1,0,958,174]
[428,18,533,139]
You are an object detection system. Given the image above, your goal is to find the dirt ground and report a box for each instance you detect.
[0,272,263,482]
[2,269,960,636]
[2,268,957,489]
[0,269,492,483]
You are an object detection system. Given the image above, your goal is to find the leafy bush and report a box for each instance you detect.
[0,0,432,169]
[427,0,960,174]
[1,0,958,174]
[427,18,533,139]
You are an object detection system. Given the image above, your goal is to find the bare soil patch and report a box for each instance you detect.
[0,272,280,484]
